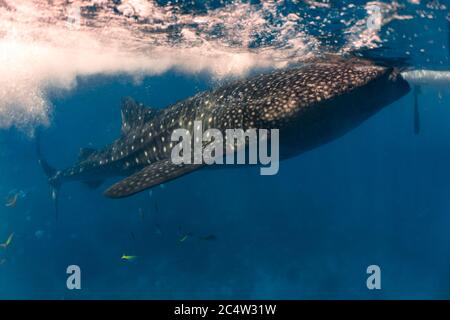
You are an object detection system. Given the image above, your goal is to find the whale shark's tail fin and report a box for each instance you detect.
[36,131,60,220]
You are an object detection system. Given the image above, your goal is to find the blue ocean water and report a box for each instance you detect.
[0,0,449,299]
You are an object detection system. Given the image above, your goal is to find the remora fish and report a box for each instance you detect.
[0,233,14,249]
[37,56,411,209]
[121,254,137,261]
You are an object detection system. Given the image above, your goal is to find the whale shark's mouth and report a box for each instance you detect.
[0,0,448,131]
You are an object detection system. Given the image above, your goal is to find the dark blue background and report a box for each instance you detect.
[0,0,449,299]
[1,68,449,299]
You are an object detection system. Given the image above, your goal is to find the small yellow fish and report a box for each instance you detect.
[121,254,137,261]
[0,233,14,249]
[178,234,190,243]
[5,194,18,208]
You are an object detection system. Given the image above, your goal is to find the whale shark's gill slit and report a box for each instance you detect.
[104,160,203,198]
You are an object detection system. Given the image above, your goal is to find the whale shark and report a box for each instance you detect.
[37,55,411,213]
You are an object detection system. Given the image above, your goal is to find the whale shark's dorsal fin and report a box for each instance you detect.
[121,97,159,136]
[104,160,203,198]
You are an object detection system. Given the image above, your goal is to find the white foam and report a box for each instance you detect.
[0,0,443,131]
[0,0,318,130]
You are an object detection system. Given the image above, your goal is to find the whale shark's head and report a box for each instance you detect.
[242,57,410,131]
[229,57,411,157]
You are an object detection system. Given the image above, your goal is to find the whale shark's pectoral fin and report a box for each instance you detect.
[104,160,203,198]
[121,97,159,136]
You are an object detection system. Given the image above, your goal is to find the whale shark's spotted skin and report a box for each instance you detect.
[45,56,410,198]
